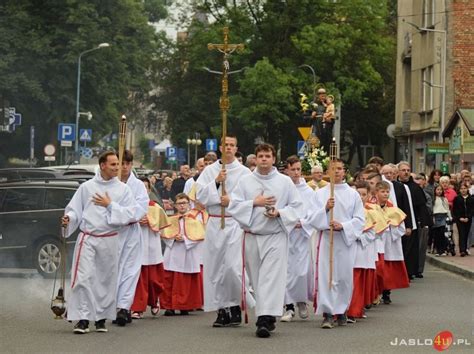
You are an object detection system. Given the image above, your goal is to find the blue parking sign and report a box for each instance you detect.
[58,123,76,141]
[166,146,177,158]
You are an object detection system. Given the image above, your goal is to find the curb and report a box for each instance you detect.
[426,254,474,280]
[0,268,41,279]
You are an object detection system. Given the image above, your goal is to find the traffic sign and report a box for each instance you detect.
[166,146,177,158]
[79,129,92,142]
[44,156,56,162]
[58,123,76,141]
[178,148,186,162]
[61,140,72,147]
[80,147,93,159]
[440,161,449,174]
[206,138,218,151]
[297,140,306,157]
[44,144,56,156]
[298,127,312,140]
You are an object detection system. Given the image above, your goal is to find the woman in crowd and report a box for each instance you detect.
[439,176,457,210]
[452,184,474,257]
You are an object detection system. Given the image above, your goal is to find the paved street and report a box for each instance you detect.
[0,264,472,353]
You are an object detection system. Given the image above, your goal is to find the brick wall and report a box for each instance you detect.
[452,0,474,108]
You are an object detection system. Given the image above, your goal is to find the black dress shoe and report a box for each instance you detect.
[415,273,424,278]
[256,325,270,338]
[213,308,230,327]
[180,310,190,315]
[164,310,176,316]
[116,309,128,327]
[229,305,242,326]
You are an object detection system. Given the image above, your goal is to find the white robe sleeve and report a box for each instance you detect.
[339,196,365,247]
[277,181,303,235]
[133,180,150,221]
[106,187,139,226]
[64,184,85,237]
[227,181,254,229]
[184,236,199,250]
[390,222,406,241]
[358,229,376,248]
[305,192,330,231]
[196,170,221,207]
[164,238,174,248]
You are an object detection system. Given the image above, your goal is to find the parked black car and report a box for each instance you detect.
[0,180,81,277]
[0,168,94,182]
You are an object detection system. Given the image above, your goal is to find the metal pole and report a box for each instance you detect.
[194,144,197,166]
[440,31,446,142]
[187,142,190,166]
[74,55,82,162]
[299,64,316,87]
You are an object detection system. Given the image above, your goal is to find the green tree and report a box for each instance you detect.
[158,0,396,165]
[0,0,168,165]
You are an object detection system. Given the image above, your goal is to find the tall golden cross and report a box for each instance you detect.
[208,27,244,229]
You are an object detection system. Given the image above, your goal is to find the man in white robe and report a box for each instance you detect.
[228,144,303,338]
[61,151,138,334]
[115,150,149,326]
[196,136,253,327]
[281,155,315,322]
[306,159,365,329]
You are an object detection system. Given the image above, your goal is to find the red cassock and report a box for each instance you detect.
[160,270,203,310]
[375,253,385,296]
[131,264,165,312]
[383,260,409,290]
[347,268,367,318]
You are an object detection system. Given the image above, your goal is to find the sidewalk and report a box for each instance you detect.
[426,251,474,280]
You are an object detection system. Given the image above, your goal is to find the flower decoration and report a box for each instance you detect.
[300,136,330,175]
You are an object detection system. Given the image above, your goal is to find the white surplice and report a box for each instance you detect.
[383,222,406,261]
[285,179,315,304]
[163,218,201,274]
[116,172,149,309]
[64,173,138,321]
[140,203,164,266]
[228,168,303,317]
[196,159,253,311]
[306,183,365,315]
[354,225,377,270]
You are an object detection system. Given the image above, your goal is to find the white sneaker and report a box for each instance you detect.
[297,302,309,319]
[280,309,295,322]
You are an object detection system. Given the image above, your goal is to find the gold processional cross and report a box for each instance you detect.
[207,27,244,229]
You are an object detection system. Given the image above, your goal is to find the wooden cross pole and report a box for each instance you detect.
[208,27,244,229]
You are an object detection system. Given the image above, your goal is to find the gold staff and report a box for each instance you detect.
[208,27,244,229]
[117,115,127,180]
[328,138,338,290]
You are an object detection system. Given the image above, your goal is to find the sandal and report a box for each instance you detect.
[151,300,160,316]
[131,312,143,319]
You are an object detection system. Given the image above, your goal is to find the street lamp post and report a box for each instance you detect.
[186,133,202,166]
[299,64,316,87]
[74,43,110,162]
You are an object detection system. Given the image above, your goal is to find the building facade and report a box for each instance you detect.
[394,0,473,173]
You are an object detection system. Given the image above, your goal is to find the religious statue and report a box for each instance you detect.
[310,87,335,154]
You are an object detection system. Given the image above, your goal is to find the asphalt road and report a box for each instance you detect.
[0,263,472,353]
